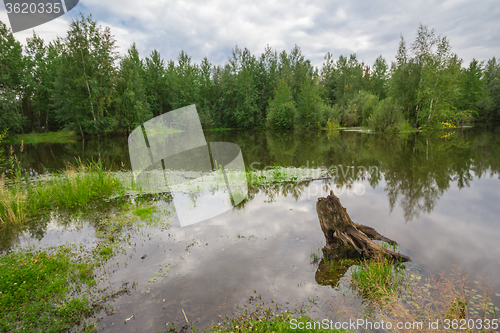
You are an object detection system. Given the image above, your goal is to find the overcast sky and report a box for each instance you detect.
[1,0,499,69]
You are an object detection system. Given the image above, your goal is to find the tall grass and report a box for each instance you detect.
[346,256,499,332]
[0,161,123,226]
[0,174,27,225]
[351,256,407,303]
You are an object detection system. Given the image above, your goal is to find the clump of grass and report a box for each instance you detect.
[0,160,124,226]
[0,246,96,332]
[350,256,407,304]
[27,161,123,211]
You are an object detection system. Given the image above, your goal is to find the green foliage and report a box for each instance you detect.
[361,94,379,126]
[22,32,61,133]
[1,19,498,133]
[341,90,378,127]
[335,54,366,104]
[388,36,421,125]
[144,49,169,117]
[115,44,153,134]
[456,59,486,113]
[368,97,404,132]
[326,118,339,130]
[446,297,468,320]
[397,120,414,133]
[0,21,24,133]
[319,52,338,105]
[478,57,500,122]
[370,55,389,99]
[316,100,341,127]
[415,35,462,126]
[296,75,321,128]
[266,79,297,129]
[54,14,119,135]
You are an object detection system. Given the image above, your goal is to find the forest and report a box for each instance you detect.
[1,14,499,136]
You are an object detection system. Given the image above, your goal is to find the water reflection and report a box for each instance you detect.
[2,127,500,243]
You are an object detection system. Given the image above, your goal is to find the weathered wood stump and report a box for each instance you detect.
[316,190,410,262]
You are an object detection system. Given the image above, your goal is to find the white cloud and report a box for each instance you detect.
[1,0,499,68]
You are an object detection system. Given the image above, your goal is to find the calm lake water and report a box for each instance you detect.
[2,127,500,331]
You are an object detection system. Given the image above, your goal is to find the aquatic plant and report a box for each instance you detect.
[341,262,500,333]
[350,256,407,303]
[0,160,124,226]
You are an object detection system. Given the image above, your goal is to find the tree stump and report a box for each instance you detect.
[316,190,410,262]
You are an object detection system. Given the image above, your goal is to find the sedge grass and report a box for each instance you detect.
[350,256,407,304]
[0,161,124,227]
[0,174,27,225]
[338,257,500,333]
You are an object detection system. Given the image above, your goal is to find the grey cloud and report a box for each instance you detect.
[2,0,498,68]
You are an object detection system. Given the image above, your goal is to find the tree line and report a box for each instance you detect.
[1,15,499,135]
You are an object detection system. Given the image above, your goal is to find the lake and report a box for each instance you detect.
[1,127,500,332]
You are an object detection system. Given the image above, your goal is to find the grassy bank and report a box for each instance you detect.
[0,200,145,332]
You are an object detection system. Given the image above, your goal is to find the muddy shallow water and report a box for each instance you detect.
[2,128,500,331]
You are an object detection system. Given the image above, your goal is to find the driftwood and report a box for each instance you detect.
[316,190,410,262]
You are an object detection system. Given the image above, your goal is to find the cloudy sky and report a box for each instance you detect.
[1,0,499,69]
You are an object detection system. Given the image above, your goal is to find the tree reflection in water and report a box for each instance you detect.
[2,127,500,250]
